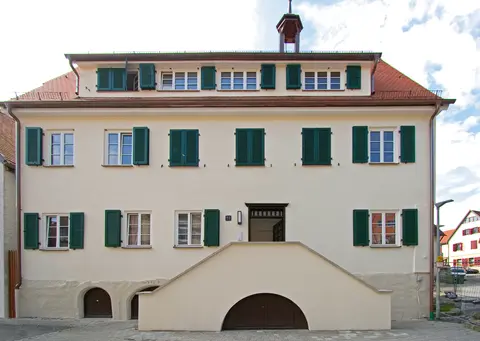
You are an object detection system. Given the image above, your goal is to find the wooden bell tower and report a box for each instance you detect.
[276,0,303,53]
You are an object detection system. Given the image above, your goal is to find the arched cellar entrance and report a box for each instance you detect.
[84,288,112,318]
[130,286,159,320]
[222,293,308,330]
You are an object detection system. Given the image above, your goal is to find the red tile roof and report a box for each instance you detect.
[17,71,76,101]
[440,229,455,245]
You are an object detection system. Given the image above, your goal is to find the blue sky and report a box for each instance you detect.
[1,0,479,229]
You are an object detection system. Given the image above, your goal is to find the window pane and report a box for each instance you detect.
[60,216,69,226]
[141,214,151,246]
[246,72,256,90]
[233,72,243,90]
[330,72,341,90]
[51,134,61,144]
[64,133,74,144]
[51,144,61,155]
[121,155,132,165]
[64,155,74,165]
[221,72,231,90]
[370,131,380,141]
[384,152,394,163]
[191,213,202,245]
[51,155,61,165]
[383,131,394,141]
[108,155,118,165]
[128,214,139,245]
[162,73,173,89]
[175,72,185,90]
[384,141,394,152]
[187,72,197,90]
[122,134,132,145]
[108,133,118,144]
[47,216,57,247]
[370,152,380,163]
[305,73,315,90]
[122,144,132,155]
[64,144,74,155]
[177,213,188,245]
[108,144,118,155]
[370,141,380,152]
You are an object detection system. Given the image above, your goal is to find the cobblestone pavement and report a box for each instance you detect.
[0,319,478,341]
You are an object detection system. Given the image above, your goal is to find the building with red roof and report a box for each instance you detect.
[1,6,455,331]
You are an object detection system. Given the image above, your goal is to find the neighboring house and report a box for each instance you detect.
[0,111,15,318]
[1,9,456,331]
[440,210,480,268]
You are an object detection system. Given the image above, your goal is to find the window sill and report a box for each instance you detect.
[217,89,260,92]
[169,164,199,167]
[43,165,74,168]
[157,89,200,92]
[370,245,402,248]
[101,164,134,168]
[97,90,139,92]
[122,245,152,249]
[235,164,265,167]
[368,162,399,165]
[302,89,345,92]
[173,245,203,249]
[302,163,332,166]
[39,247,69,252]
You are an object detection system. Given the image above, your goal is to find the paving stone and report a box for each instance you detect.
[0,319,478,341]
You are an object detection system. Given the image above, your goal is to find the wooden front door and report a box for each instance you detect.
[222,293,308,330]
[84,288,112,318]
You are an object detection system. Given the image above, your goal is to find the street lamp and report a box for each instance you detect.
[435,199,454,320]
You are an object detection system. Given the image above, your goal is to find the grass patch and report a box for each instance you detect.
[440,302,456,312]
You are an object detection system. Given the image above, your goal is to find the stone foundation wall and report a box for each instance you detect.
[357,273,430,321]
[18,273,429,321]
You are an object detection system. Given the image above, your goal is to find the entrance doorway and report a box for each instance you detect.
[222,293,308,330]
[130,286,159,319]
[247,203,288,242]
[83,288,112,318]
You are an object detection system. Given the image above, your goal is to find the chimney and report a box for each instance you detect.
[276,0,303,53]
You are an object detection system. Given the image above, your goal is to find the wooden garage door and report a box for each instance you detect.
[84,288,112,318]
[222,293,308,330]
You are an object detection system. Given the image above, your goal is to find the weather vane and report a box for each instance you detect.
[288,0,292,13]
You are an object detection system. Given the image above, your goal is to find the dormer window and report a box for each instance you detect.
[304,71,342,90]
[220,71,258,90]
[161,71,198,90]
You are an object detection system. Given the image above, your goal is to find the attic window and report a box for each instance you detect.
[304,71,342,90]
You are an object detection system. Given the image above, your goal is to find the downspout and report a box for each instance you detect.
[429,101,443,320]
[68,58,80,96]
[6,104,21,290]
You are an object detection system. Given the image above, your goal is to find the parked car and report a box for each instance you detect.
[439,267,466,284]
[465,267,480,274]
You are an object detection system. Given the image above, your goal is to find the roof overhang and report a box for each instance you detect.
[1,96,456,110]
[65,52,383,63]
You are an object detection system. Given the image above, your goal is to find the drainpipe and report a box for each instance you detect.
[68,58,80,96]
[429,101,443,320]
[5,104,21,291]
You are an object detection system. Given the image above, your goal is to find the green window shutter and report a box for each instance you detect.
[302,128,316,165]
[250,129,265,166]
[346,65,362,89]
[105,210,122,247]
[400,126,416,163]
[353,209,369,246]
[302,128,332,165]
[204,209,220,247]
[184,130,199,166]
[201,66,216,90]
[286,64,301,89]
[139,64,156,90]
[235,129,249,166]
[260,64,276,89]
[169,130,183,166]
[402,209,418,246]
[69,212,85,250]
[352,126,368,163]
[97,68,111,90]
[111,68,126,90]
[133,127,150,165]
[25,127,43,166]
[24,213,39,250]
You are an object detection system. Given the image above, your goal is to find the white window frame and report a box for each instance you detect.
[368,127,399,164]
[104,130,133,165]
[47,131,75,166]
[302,70,343,90]
[369,210,401,247]
[219,70,259,90]
[160,71,199,90]
[124,211,152,248]
[174,210,203,247]
[43,213,70,249]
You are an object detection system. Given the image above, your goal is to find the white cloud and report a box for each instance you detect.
[297,0,480,107]
[297,0,480,229]
[0,0,260,100]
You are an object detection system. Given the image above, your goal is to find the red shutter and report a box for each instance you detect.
[475,257,480,265]
[472,240,478,249]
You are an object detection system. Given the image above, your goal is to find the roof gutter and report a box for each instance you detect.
[5,104,22,292]
[428,101,447,320]
[68,58,80,96]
